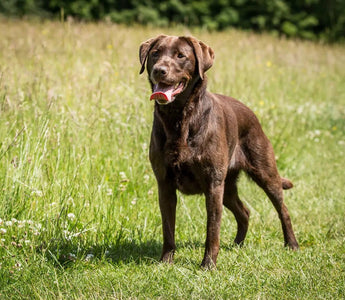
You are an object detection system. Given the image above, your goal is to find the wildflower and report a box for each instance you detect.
[15,262,22,270]
[85,254,94,261]
[0,228,6,234]
[119,172,128,182]
[5,221,13,227]
[67,213,76,221]
[67,197,75,207]
[143,174,150,183]
[31,190,43,197]
[332,126,337,131]
[259,100,264,106]
[68,253,76,261]
[148,189,154,196]
[131,198,137,205]
[106,188,113,196]
[17,221,25,228]
[266,61,272,67]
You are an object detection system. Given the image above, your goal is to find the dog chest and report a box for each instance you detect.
[163,141,210,194]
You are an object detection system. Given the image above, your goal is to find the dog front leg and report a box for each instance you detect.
[201,183,224,269]
[158,181,177,263]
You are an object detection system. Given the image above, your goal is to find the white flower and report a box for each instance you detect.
[67,197,75,207]
[15,262,22,270]
[131,198,137,205]
[0,228,7,234]
[67,213,76,221]
[85,254,94,261]
[143,174,150,183]
[68,253,76,260]
[31,190,43,197]
[5,221,13,227]
[119,172,127,180]
[106,188,113,196]
[17,221,24,228]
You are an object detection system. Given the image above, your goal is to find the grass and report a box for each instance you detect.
[0,18,344,299]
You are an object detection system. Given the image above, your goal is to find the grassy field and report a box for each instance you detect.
[0,18,344,299]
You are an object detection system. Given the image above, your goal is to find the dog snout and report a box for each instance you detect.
[152,65,169,79]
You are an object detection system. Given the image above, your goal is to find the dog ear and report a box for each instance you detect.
[139,35,167,74]
[187,37,214,80]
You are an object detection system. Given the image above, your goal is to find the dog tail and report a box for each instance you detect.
[281,177,293,190]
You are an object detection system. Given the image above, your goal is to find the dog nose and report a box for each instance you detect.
[153,66,168,77]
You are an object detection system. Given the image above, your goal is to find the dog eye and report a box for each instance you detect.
[152,50,159,57]
[177,53,185,58]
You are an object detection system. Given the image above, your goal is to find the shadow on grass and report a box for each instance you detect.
[43,238,239,269]
[105,239,162,265]
[43,238,162,268]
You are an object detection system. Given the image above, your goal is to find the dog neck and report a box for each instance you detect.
[154,76,209,144]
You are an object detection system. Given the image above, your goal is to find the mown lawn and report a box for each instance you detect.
[0,19,344,299]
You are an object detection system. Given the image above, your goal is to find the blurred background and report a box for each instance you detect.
[0,0,344,42]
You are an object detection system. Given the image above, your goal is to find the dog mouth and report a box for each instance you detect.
[150,81,186,105]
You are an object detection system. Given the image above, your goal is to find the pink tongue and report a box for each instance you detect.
[150,84,175,102]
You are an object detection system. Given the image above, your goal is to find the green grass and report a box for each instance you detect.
[0,18,344,299]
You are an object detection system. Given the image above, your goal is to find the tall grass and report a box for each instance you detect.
[0,18,344,299]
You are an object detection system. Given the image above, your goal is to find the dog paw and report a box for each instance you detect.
[160,251,175,264]
[201,257,217,270]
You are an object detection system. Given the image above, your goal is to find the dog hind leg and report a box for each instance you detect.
[223,172,250,245]
[245,144,299,250]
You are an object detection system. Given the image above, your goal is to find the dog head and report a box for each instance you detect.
[139,35,214,105]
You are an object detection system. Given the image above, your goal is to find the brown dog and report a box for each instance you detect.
[139,35,298,269]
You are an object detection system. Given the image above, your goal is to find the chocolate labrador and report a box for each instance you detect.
[139,35,298,269]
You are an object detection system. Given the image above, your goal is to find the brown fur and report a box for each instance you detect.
[139,35,298,269]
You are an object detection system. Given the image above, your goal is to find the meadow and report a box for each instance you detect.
[0,18,344,299]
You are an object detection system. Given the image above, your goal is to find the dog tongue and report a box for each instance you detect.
[150,83,175,103]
